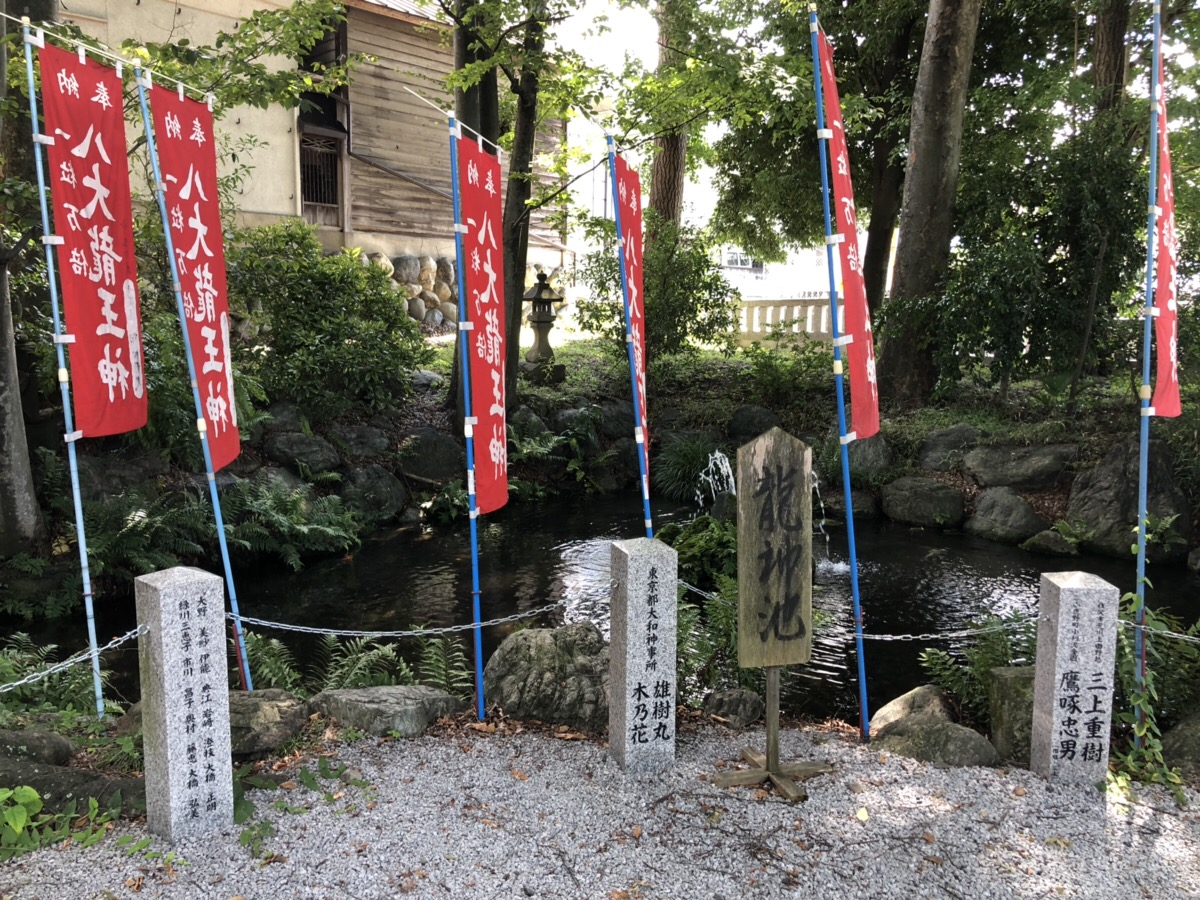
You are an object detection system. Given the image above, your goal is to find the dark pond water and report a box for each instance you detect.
[40,492,1200,720]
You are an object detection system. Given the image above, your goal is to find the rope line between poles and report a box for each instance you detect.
[229,604,562,639]
[0,627,147,696]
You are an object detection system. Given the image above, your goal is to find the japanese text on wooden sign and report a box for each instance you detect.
[612,153,648,473]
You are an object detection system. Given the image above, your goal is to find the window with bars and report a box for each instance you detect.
[300,137,340,207]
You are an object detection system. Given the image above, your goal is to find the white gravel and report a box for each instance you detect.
[4,723,1200,899]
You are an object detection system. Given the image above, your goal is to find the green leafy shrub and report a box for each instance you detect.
[218,479,361,571]
[741,336,833,410]
[0,633,113,722]
[416,634,473,700]
[652,433,724,504]
[575,212,741,358]
[309,635,414,692]
[226,221,431,422]
[656,515,737,591]
[1,789,114,860]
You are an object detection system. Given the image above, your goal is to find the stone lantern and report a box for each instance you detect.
[523,272,561,364]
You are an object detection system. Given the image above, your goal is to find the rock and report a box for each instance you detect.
[1161,711,1200,777]
[419,289,441,310]
[964,487,1048,544]
[919,424,981,471]
[228,689,309,758]
[423,308,445,327]
[392,255,422,284]
[0,729,77,766]
[847,434,892,480]
[727,405,780,443]
[406,297,426,320]
[339,465,410,525]
[404,282,423,299]
[552,408,602,452]
[869,684,954,735]
[0,757,145,815]
[1066,437,1192,561]
[264,432,341,474]
[963,444,1077,491]
[483,623,609,732]
[1019,529,1080,557]
[418,256,437,290]
[1189,548,1200,573]
[702,689,765,727]
[328,425,389,458]
[397,427,464,485]
[366,252,393,277]
[598,400,635,440]
[251,465,312,498]
[880,476,965,528]
[987,667,1034,765]
[434,280,453,303]
[438,302,459,324]
[510,405,549,436]
[264,401,304,434]
[819,488,880,520]
[411,369,446,392]
[75,452,168,502]
[710,491,737,523]
[873,719,999,768]
[436,256,455,286]
[309,685,464,738]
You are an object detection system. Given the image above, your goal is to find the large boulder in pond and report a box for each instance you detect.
[1161,711,1200,778]
[339,465,409,525]
[0,729,76,765]
[309,685,464,738]
[1019,529,1080,557]
[727,405,780,444]
[1066,437,1192,561]
[264,432,340,475]
[483,623,609,732]
[919,424,980,472]
[397,427,464,485]
[964,487,1048,544]
[847,433,892,481]
[963,444,1077,491]
[880,476,965,528]
[987,667,1034,766]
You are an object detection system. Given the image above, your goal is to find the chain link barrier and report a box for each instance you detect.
[0,626,146,696]
[1119,619,1200,647]
[229,603,563,640]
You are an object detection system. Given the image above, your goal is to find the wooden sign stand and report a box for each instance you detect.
[711,429,830,802]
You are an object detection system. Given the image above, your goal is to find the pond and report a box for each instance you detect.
[54,492,1200,720]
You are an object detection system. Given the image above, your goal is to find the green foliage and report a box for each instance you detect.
[94,734,144,775]
[575,212,741,358]
[741,337,833,410]
[674,574,758,705]
[917,613,1037,729]
[226,221,431,423]
[242,632,305,695]
[416,635,473,701]
[1,789,115,860]
[1051,519,1095,547]
[656,515,737,591]
[308,635,414,693]
[1132,514,1187,557]
[652,433,724,504]
[0,633,112,722]
[421,480,470,524]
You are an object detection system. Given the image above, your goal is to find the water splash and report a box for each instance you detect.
[695,450,736,509]
[811,470,831,558]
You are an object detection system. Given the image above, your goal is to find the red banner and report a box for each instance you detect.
[149,85,241,471]
[40,45,146,436]
[1152,57,1181,417]
[456,136,508,514]
[817,29,879,439]
[613,153,649,473]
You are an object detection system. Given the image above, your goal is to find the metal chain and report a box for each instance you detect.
[0,626,146,696]
[1119,619,1200,647]
[679,580,734,607]
[229,603,563,639]
[859,617,1035,642]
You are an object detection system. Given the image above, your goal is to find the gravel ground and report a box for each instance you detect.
[5,722,1200,900]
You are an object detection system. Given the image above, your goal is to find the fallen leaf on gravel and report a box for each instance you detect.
[855,808,870,823]
[332,791,346,800]
[468,723,496,734]
[755,789,769,801]
[1014,787,1026,797]
[511,769,529,781]
[632,825,643,839]
[367,801,377,810]
[922,832,935,843]
[923,855,944,865]
[1045,835,1072,850]
[124,877,144,892]
[279,781,297,791]
[878,753,888,764]
[552,730,587,741]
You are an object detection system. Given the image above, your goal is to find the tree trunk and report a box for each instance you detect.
[862,136,903,314]
[876,0,982,406]
[646,0,688,255]
[0,255,45,557]
[502,15,545,409]
[1092,0,1130,115]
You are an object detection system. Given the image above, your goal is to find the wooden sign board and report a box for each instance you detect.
[736,427,812,669]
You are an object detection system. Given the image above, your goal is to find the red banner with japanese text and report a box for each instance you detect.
[148,85,241,471]
[612,153,649,473]
[817,28,879,439]
[456,136,508,514]
[40,44,146,436]
[1152,56,1181,417]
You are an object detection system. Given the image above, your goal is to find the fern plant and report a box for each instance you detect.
[308,635,414,692]
[240,631,304,694]
[0,633,111,721]
[415,634,473,700]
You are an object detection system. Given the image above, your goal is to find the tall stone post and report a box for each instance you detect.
[136,567,233,841]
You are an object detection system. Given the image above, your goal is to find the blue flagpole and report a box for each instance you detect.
[1133,2,1165,749]
[448,118,486,720]
[809,7,870,742]
[605,137,654,539]
[134,71,252,691]
[22,27,105,719]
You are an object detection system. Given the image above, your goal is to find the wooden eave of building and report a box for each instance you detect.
[344,0,451,31]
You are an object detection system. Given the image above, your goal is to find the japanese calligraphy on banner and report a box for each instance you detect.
[148,85,240,471]
[456,136,508,514]
[817,28,879,440]
[612,153,649,471]
[1152,56,1181,418]
[40,44,146,436]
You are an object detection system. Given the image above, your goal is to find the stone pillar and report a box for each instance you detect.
[609,538,677,774]
[1030,572,1119,783]
[136,567,233,841]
